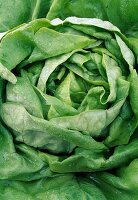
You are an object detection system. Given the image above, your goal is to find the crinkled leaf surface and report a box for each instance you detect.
[0,13,138,200]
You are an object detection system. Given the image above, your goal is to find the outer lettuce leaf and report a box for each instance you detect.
[90,159,138,200]
[0,0,52,32]
[47,0,108,21]
[106,0,138,33]
[37,138,138,173]
[0,175,107,200]
[47,0,138,33]
[0,122,54,181]
[1,0,138,34]
[1,160,138,200]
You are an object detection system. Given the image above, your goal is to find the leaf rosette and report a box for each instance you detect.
[0,17,138,177]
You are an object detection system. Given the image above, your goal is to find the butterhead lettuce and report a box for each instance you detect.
[0,3,138,200]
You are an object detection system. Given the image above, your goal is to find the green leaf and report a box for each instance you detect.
[6,76,43,118]
[47,0,108,20]
[0,0,52,32]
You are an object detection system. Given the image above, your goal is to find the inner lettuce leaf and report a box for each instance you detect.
[0,16,138,199]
